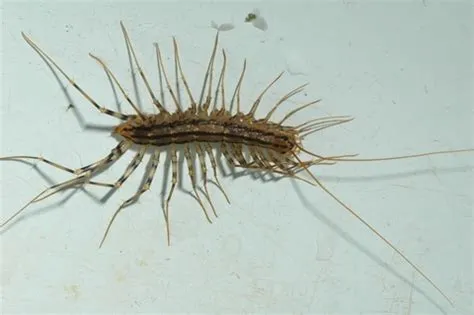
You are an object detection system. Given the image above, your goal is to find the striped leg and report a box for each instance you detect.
[173,37,197,111]
[91,147,147,188]
[164,145,178,245]
[248,146,268,169]
[77,141,131,174]
[248,72,284,116]
[154,43,182,112]
[111,147,147,188]
[120,22,167,113]
[21,33,129,120]
[211,50,227,112]
[229,60,247,114]
[184,145,213,224]
[0,155,76,174]
[278,99,322,125]
[195,144,218,218]
[230,143,247,166]
[221,143,236,166]
[0,140,132,177]
[199,32,220,110]
[264,83,308,121]
[99,149,160,247]
[0,141,131,228]
[203,143,230,204]
[88,54,144,118]
[232,149,316,186]
[267,150,295,174]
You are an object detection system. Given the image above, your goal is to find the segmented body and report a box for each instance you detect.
[116,110,299,154]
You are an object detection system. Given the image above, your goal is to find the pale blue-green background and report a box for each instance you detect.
[1,1,472,314]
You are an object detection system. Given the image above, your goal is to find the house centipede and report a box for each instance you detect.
[1,21,473,307]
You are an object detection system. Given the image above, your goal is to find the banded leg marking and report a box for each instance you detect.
[21,33,129,120]
[203,143,230,204]
[195,144,218,218]
[184,145,213,224]
[99,149,160,247]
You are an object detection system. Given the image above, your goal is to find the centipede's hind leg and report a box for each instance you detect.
[99,149,160,247]
[230,147,315,186]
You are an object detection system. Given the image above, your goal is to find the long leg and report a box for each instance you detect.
[17,141,130,202]
[264,83,308,121]
[232,160,317,187]
[221,142,236,166]
[229,60,247,114]
[296,115,353,130]
[285,154,359,173]
[173,37,197,111]
[21,33,129,120]
[0,147,147,190]
[309,148,474,163]
[0,156,132,189]
[89,53,144,118]
[195,144,218,217]
[120,22,167,113]
[278,99,321,125]
[77,141,131,174]
[266,150,295,174]
[0,172,92,229]
[184,145,213,224]
[0,140,130,176]
[225,149,318,187]
[154,43,182,112]
[1,141,131,228]
[211,50,227,112]
[202,35,219,113]
[199,32,220,109]
[0,155,76,174]
[99,149,160,247]
[153,43,166,107]
[164,145,178,245]
[230,143,247,166]
[248,72,284,116]
[299,117,354,139]
[250,147,272,169]
[173,37,183,111]
[203,143,230,203]
[226,147,292,184]
[94,146,147,188]
[248,146,267,169]
[291,152,454,305]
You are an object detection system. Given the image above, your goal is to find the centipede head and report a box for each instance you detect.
[113,115,146,141]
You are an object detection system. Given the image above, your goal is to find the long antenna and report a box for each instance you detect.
[291,152,454,306]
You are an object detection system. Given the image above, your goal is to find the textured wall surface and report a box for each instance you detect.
[1,1,472,314]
